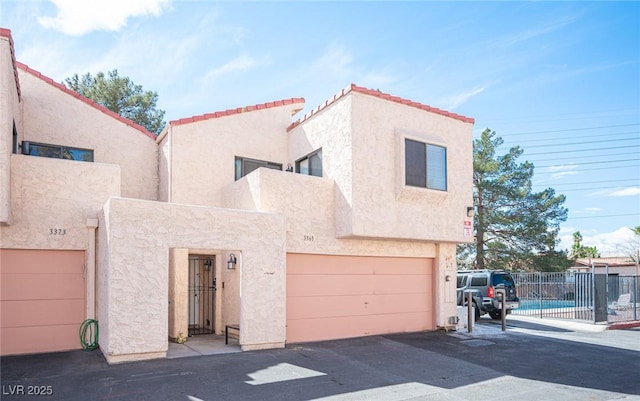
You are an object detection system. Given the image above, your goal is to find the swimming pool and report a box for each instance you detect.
[517,299,576,310]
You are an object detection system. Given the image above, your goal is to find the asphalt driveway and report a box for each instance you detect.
[1,316,639,401]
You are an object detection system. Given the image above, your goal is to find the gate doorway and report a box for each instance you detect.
[188,255,216,336]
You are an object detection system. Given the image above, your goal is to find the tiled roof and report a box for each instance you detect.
[16,62,157,140]
[287,83,475,132]
[0,28,21,99]
[169,98,305,127]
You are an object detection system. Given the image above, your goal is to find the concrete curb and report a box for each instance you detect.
[608,320,640,330]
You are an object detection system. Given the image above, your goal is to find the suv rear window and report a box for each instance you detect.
[491,274,515,287]
[457,275,467,288]
[470,276,488,286]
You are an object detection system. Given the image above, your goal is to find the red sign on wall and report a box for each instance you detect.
[463,220,472,237]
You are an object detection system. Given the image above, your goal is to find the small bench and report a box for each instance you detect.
[225,324,240,344]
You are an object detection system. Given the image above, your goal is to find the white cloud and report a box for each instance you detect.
[38,0,171,36]
[539,164,579,180]
[444,86,486,110]
[606,187,640,197]
[551,170,579,180]
[203,55,261,82]
[498,17,576,48]
[545,164,577,172]
[558,226,638,257]
[312,43,354,78]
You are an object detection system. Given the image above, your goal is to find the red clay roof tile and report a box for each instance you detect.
[169,97,305,127]
[0,28,21,99]
[287,83,475,131]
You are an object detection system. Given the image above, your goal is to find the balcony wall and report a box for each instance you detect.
[0,154,120,250]
[223,168,438,258]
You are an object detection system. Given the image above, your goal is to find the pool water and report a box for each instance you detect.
[518,299,576,310]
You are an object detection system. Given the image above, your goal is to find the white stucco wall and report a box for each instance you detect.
[288,96,354,237]
[98,197,286,363]
[351,92,474,243]
[0,155,120,249]
[19,69,158,201]
[168,104,299,208]
[157,133,170,202]
[0,34,20,225]
[288,91,474,244]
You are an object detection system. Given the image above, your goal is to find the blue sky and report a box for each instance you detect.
[1,0,639,256]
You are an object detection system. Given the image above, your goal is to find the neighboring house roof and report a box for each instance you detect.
[15,62,157,141]
[574,257,638,267]
[287,83,475,132]
[0,28,21,100]
[168,97,305,127]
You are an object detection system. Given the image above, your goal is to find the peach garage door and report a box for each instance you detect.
[286,254,434,343]
[0,249,86,355]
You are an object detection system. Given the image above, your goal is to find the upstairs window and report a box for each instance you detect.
[296,149,322,177]
[234,156,282,181]
[405,139,446,191]
[22,141,94,162]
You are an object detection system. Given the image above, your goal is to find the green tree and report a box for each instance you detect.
[569,231,600,259]
[63,69,166,135]
[458,129,569,271]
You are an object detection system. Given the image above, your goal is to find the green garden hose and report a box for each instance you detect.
[79,319,99,350]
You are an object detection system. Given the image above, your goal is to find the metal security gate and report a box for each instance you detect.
[188,255,215,336]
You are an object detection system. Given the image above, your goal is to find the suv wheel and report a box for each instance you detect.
[489,310,502,320]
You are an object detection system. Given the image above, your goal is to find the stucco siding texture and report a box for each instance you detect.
[0,155,120,249]
[0,249,85,355]
[98,197,286,363]
[158,133,170,202]
[224,168,439,258]
[169,106,293,208]
[19,71,158,201]
[350,92,474,243]
[0,35,20,224]
[288,96,354,237]
[286,253,434,343]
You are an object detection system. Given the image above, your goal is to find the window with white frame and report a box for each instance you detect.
[296,149,322,177]
[234,156,282,181]
[405,139,447,191]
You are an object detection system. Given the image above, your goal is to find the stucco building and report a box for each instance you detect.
[0,28,475,363]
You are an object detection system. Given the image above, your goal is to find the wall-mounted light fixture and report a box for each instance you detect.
[467,207,474,218]
[203,257,213,271]
[227,253,237,270]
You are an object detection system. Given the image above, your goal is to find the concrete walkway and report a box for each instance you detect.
[166,334,241,359]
